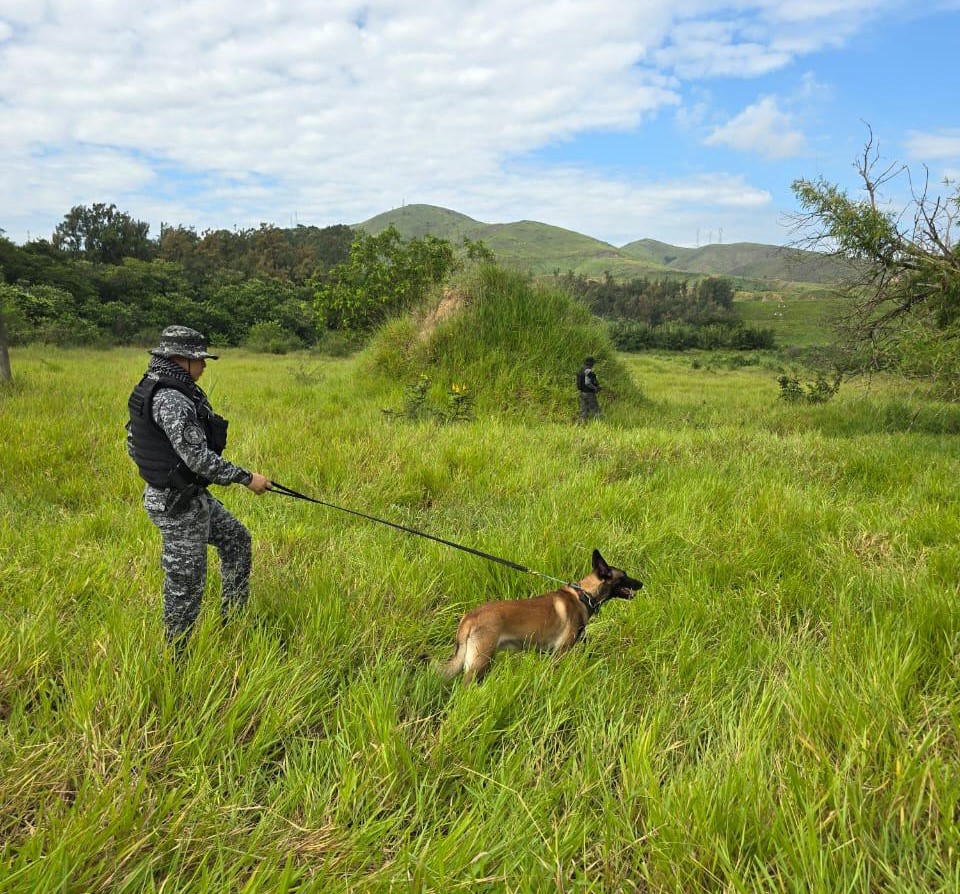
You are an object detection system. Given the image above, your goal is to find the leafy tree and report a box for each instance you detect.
[246,224,300,280]
[695,276,735,312]
[293,224,355,274]
[52,203,154,264]
[0,281,100,346]
[173,223,355,286]
[792,130,960,392]
[156,224,208,290]
[83,259,194,337]
[7,282,77,325]
[609,319,774,351]
[558,271,737,327]
[95,258,191,304]
[314,226,457,332]
[0,235,21,281]
[244,320,303,354]
[0,236,100,310]
[202,277,313,344]
[462,237,495,263]
[157,223,200,264]
[186,228,247,281]
[0,235,8,375]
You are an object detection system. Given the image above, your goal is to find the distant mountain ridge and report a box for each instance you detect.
[356,203,849,285]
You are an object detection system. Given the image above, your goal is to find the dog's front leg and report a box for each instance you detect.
[571,620,590,647]
[549,635,575,657]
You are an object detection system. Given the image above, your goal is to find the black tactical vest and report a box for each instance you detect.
[127,375,228,488]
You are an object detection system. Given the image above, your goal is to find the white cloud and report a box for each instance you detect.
[0,3,42,27]
[653,20,792,78]
[705,96,807,159]
[904,129,960,161]
[0,145,158,241]
[447,166,773,246]
[796,71,831,101]
[1,3,679,234]
[675,100,710,131]
[654,0,898,76]
[0,0,937,244]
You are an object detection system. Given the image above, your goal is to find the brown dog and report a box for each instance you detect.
[432,549,642,685]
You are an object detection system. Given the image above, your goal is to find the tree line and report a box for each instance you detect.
[2,202,762,358]
[554,270,775,351]
[557,270,737,324]
[0,203,463,353]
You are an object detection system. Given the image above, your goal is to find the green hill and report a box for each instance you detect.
[619,238,699,267]
[477,220,632,274]
[358,205,484,243]
[356,204,848,285]
[357,205,664,276]
[622,239,854,284]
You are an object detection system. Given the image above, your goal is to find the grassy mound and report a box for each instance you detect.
[365,265,642,420]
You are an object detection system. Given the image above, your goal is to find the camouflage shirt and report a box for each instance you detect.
[127,357,251,511]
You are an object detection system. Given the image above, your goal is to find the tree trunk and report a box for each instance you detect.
[0,311,11,381]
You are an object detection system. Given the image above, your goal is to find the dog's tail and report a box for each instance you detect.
[428,640,467,680]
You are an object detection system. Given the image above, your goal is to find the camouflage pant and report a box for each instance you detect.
[145,489,252,645]
[578,391,601,422]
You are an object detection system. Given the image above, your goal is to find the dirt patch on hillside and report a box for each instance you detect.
[417,287,470,340]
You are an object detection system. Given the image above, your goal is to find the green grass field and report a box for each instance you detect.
[735,290,843,348]
[2,345,959,892]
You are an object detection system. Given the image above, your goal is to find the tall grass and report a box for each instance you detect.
[1,344,959,892]
[367,265,642,420]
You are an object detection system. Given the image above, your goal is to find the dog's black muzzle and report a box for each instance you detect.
[614,576,643,600]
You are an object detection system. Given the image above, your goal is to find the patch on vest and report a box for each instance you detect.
[183,424,205,446]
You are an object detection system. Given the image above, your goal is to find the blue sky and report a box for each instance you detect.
[1,1,959,248]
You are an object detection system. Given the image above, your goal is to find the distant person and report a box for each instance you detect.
[126,325,270,655]
[576,355,602,423]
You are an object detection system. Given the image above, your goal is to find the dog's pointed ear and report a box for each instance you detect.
[592,549,612,579]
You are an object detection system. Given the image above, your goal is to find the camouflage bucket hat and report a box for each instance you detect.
[150,325,219,360]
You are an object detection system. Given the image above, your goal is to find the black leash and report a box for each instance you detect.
[267,480,584,593]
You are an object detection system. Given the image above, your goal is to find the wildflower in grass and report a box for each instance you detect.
[446,382,474,422]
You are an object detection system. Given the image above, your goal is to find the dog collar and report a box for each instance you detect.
[567,583,600,615]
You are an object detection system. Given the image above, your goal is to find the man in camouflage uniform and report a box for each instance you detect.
[126,325,270,652]
[576,356,602,423]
